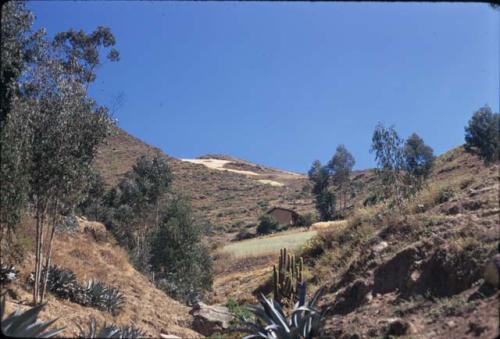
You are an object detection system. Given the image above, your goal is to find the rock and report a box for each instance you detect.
[190,302,234,336]
[414,247,482,297]
[385,318,415,336]
[372,241,389,253]
[483,254,500,288]
[332,279,373,315]
[373,246,422,295]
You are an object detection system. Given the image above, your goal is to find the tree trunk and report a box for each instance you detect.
[34,202,47,304]
[40,202,59,302]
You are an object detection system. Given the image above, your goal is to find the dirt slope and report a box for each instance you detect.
[311,146,499,338]
[3,218,200,338]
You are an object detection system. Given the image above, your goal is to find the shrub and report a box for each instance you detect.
[235,229,254,241]
[149,198,213,302]
[296,213,314,227]
[256,214,280,235]
[464,106,500,164]
[435,187,455,204]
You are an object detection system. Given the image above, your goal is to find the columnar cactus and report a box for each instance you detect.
[273,248,303,304]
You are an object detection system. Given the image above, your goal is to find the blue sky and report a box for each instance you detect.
[28,1,499,173]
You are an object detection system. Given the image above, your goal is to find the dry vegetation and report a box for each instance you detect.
[3,217,200,338]
[94,127,315,237]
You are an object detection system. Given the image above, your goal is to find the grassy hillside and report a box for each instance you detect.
[94,127,315,235]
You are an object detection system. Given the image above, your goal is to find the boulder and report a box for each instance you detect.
[190,302,234,336]
[484,254,500,288]
[332,279,373,315]
[384,317,415,336]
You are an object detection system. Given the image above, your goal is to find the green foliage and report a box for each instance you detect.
[226,298,252,329]
[76,317,146,339]
[296,213,314,227]
[149,198,213,302]
[327,145,355,216]
[371,124,435,208]
[242,283,326,339]
[404,133,435,181]
[257,214,280,235]
[272,248,303,304]
[0,294,65,338]
[464,106,500,164]
[308,161,336,221]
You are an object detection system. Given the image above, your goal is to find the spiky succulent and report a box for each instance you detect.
[45,265,79,300]
[84,279,108,310]
[102,286,125,316]
[82,280,124,315]
[0,294,65,338]
[76,317,146,338]
[0,265,17,285]
[242,283,327,339]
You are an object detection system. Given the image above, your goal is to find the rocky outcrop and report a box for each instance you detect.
[484,253,500,288]
[331,279,373,315]
[190,302,234,336]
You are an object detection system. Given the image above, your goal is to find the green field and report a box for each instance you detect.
[221,230,318,258]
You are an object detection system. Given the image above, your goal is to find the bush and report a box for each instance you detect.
[256,214,280,235]
[149,198,213,302]
[464,106,500,164]
[296,213,314,227]
[235,229,254,241]
[436,187,455,204]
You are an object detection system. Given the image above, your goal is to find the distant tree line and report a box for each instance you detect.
[308,104,498,220]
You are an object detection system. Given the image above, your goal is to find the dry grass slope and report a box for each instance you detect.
[4,218,200,338]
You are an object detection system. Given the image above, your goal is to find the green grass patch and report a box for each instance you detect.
[221,229,317,258]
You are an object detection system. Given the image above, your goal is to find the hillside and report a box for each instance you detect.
[94,127,315,235]
[3,217,200,338]
[209,146,499,338]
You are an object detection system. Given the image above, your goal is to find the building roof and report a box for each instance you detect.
[265,207,299,216]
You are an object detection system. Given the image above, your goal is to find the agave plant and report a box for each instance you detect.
[76,317,146,338]
[84,280,108,310]
[82,280,125,315]
[102,286,125,316]
[242,283,327,339]
[0,294,65,338]
[0,265,17,285]
[45,265,79,300]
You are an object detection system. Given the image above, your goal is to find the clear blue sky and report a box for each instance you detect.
[28,1,499,173]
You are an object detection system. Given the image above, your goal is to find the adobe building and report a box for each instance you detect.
[266,207,299,227]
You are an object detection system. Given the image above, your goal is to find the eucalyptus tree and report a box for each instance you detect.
[308,160,336,221]
[370,123,407,208]
[17,26,120,303]
[403,133,435,190]
[464,106,500,164]
[328,145,355,216]
[0,1,43,239]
